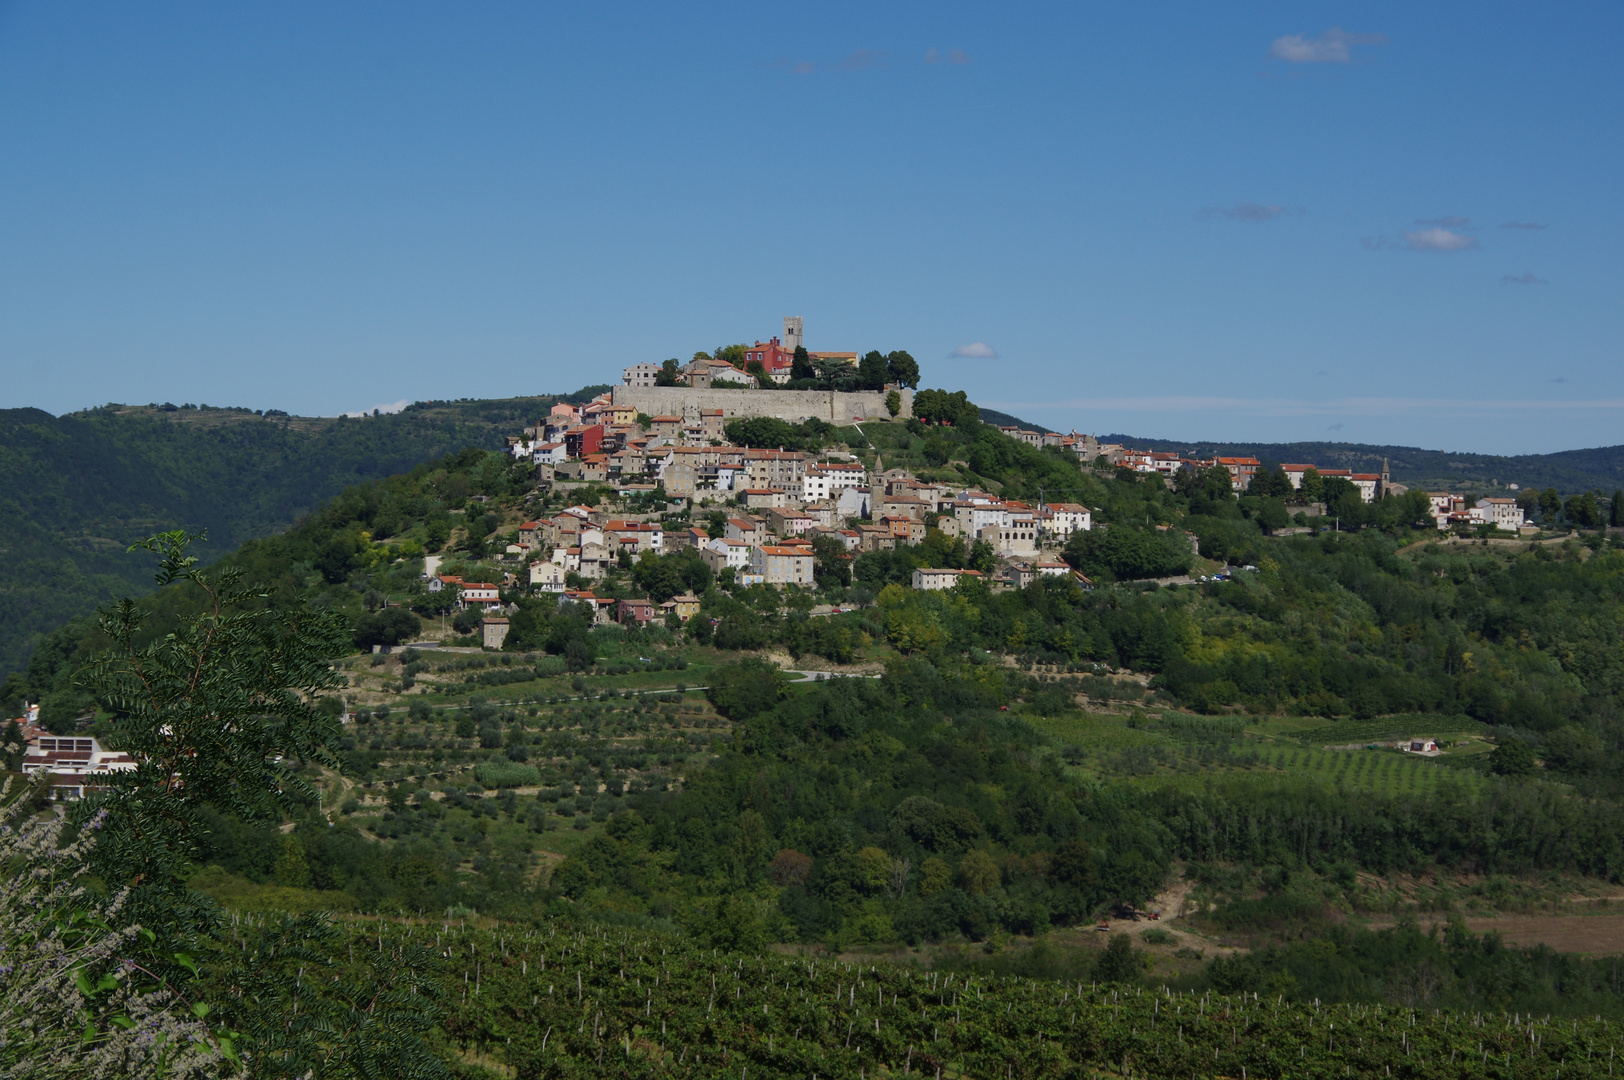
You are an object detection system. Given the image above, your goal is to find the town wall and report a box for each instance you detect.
[612,385,912,425]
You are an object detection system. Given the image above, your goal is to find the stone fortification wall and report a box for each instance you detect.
[612,385,911,425]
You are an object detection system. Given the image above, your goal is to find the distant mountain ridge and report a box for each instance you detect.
[1097,435,1624,493]
[0,392,605,680]
[976,407,1624,494]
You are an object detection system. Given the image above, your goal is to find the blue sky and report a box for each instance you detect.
[1,2,1618,454]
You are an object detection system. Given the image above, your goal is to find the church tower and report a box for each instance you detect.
[783,316,803,353]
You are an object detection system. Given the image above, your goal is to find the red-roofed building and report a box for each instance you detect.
[743,336,796,382]
[1216,457,1261,491]
[459,582,501,608]
[565,425,604,458]
[617,597,657,625]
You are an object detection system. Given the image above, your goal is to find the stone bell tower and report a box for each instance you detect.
[783,316,803,353]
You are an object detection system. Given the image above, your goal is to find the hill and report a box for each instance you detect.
[1102,433,1624,493]
[18,421,1624,1075]
[0,390,607,679]
[4,387,1619,682]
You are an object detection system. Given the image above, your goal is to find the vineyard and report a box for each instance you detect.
[340,917,1624,1079]
[1247,744,1488,797]
[1029,712,1489,797]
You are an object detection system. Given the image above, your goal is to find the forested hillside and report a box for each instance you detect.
[13,409,1624,1076]
[0,390,607,679]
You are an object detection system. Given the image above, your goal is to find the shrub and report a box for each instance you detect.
[473,762,540,788]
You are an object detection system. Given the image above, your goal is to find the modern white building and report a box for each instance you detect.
[22,733,137,800]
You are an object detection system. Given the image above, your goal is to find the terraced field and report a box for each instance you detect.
[1252,742,1489,795]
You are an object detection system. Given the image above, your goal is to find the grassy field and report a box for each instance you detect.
[1253,713,1491,746]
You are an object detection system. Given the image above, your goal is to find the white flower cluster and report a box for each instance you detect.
[0,781,224,1079]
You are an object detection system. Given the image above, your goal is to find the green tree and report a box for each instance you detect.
[1491,737,1537,777]
[273,834,312,888]
[354,608,422,649]
[885,389,902,417]
[79,531,350,924]
[316,534,362,584]
[707,658,788,721]
[1064,526,1191,581]
[1566,491,1602,529]
[790,346,815,381]
[913,388,978,426]
[1299,466,1325,504]
[885,350,920,388]
[74,531,447,1077]
[714,343,748,368]
[655,358,682,386]
[1611,489,1624,527]
[917,857,952,896]
[1538,487,1563,521]
[1247,465,1293,498]
[810,532,851,588]
[957,849,1000,895]
[1095,933,1144,983]
[812,355,857,388]
[858,350,889,391]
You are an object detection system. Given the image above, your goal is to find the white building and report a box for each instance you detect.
[1476,498,1525,530]
[623,362,661,388]
[459,582,501,608]
[702,538,753,572]
[1041,502,1092,539]
[532,441,569,466]
[912,567,969,590]
[529,561,567,592]
[1350,474,1381,503]
[802,464,869,503]
[835,486,870,519]
[22,734,138,801]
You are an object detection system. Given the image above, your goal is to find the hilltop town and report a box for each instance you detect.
[417,319,1535,644]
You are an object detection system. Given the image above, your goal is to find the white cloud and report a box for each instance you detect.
[949,342,999,359]
[1199,202,1291,222]
[1500,271,1549,285]
[834,49,884,71]
[342,399,410,418]
[1415,215,1470,228]
[1403,228,1478,252]
[1269,28,1389,63]
[925,48,970,65]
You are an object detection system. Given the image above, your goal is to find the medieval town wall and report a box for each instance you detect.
[611,385,912,425]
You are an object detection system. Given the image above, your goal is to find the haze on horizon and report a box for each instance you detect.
[0,2,1617,456]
